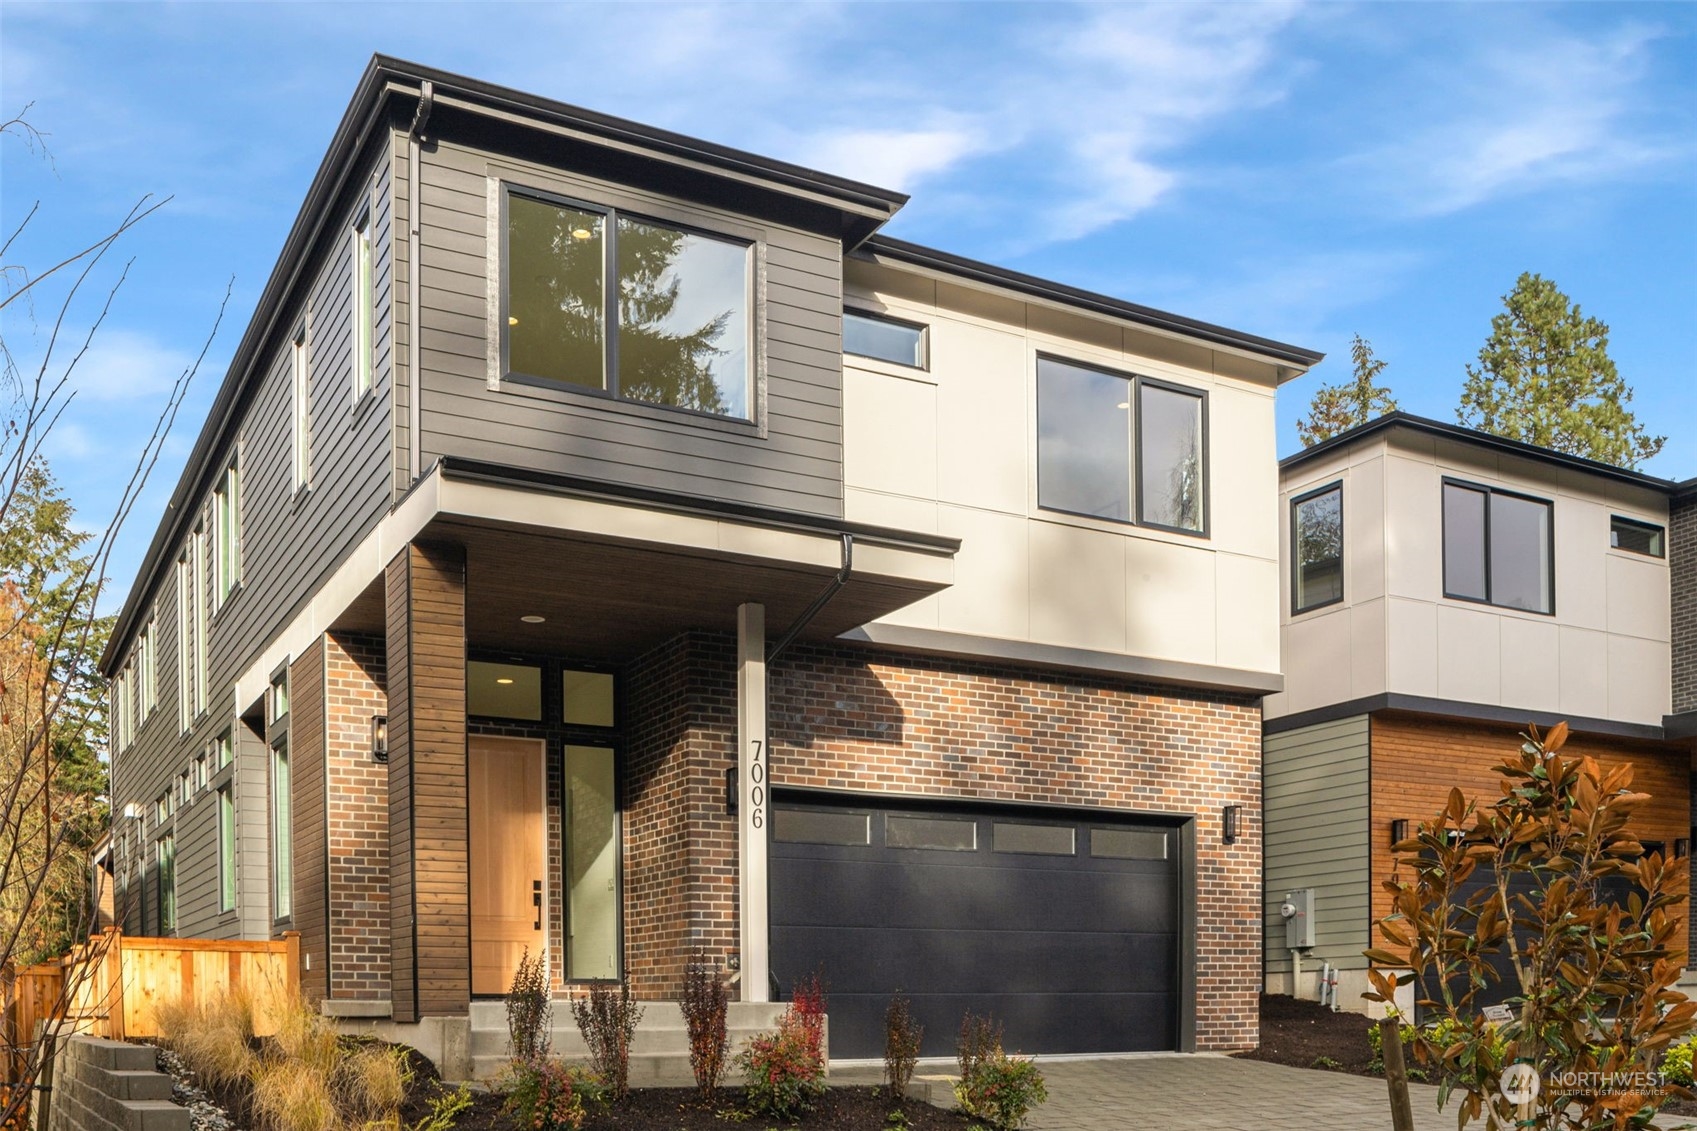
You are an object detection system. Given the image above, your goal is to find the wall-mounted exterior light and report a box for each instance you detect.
[1222,804,1242,845]
[1676,837,1690,860]
[725,766,738,816]
[372,715,388,763]
[1390,819,1409,848]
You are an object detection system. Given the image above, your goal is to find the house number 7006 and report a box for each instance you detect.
[749,739,766,829]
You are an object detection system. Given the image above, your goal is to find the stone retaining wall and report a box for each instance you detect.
[44,1036,186,1131]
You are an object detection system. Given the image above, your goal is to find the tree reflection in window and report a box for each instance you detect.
[506,194,751,420]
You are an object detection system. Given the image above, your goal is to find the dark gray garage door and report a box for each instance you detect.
[770,798,1181,1059]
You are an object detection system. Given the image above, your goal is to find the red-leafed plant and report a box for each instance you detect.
[680,949,729,1097]
[1366,723,1697,1130]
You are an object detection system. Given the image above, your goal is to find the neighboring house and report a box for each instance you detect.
[1263,413,1694,1014]
[97,56,1322,1071]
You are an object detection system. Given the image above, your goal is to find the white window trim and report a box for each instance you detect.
[292,330,311,491]
[352,208,375,402]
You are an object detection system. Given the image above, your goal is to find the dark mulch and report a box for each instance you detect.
[1233,993,1378,1075]
[408,1081,966,1131]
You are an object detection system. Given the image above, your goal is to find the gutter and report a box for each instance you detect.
[768,534,853,664]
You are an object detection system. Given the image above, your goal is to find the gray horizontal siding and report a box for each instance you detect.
[109,137,397,942]
[414,139,845,518]
[1263,714,1371,976]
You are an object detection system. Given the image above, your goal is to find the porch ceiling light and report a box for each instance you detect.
[520,614,546,624]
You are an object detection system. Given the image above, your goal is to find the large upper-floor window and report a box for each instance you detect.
[1035,357,1207,534]
[1292,482,1344,613]
[1442,480,1553,614]
[845,309,927,369]
[503,188,753,421]
[352,213,375,399]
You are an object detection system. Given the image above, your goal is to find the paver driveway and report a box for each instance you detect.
[836,1054,1465,1129]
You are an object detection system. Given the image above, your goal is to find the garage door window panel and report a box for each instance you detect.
[886,815,977,851]
[992,822,1075,856]
[774,809,870,846]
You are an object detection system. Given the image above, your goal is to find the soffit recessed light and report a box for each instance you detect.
[520,615,546,624]
[495,677,514,685]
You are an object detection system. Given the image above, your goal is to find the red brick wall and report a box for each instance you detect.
[325,631,391,1001]
[618,632,1264,1051]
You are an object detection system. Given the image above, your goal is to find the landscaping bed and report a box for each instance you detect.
[1233,993,1378,1075]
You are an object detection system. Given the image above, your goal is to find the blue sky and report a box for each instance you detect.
[3,2,1694,605]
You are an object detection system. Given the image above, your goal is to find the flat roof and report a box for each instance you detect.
[1281,411,1684,494]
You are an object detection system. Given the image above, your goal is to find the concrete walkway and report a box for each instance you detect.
[836,1054,1467,1129]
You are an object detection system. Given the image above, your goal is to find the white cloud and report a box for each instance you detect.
[60,326,195,403]
[797,125,992,193]
[1349,22,1679,216]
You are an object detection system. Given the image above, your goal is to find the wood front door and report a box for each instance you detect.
[469,735,546,996]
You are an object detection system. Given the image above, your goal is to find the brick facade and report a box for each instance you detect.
[1674,493,1696,715]
[325,631,391,1000]
[1369,712,1691,958]
[617,631,1264,1052]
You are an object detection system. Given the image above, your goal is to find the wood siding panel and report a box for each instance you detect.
[1263,716,1371,976]
[1369,712,1691,958]
[413,138,845,517]
[289,639,329,1004]
[385,543,469,1022]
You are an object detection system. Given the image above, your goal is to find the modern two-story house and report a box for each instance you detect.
[99,57,1322,1073]
[1263,413,1696,1013]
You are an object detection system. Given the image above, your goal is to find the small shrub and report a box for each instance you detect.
[502,1059,604,1131]
[680,949,730,1096]
[569,980,643,1102]
[411,1085,473,1131]
[954,1051,1047,1130]
[252,1059,339,1131]
[1311,1055,1342,1071]
[507,947,552,1063]
[956,1011,1002,1084]
[883,991,922,1102]
[1664,1036,1697,1087]
[738,1009,827,1121]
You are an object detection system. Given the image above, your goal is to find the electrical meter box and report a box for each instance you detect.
[1283,888,1316,950]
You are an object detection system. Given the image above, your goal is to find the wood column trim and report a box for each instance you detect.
[386,541,470,1022]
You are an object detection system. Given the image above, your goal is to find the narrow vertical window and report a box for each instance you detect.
[214,463,240,605]
[140,619,156,720]
[1137,381,1206,533]
[353,214,375,399]
[271,738,292,920]
[218,784,236,913]
[292,333,310,490]
[216,729,232,769]
[176,554,191,732]
[157,834,176,934]
[1292,483,1344,613]
[192,523,208,716]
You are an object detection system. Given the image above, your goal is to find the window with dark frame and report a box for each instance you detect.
[1610,515,1665,558]
[503,189,753,421]
[1035,356,1207,535]
[1442,480,1554,614]
[1292,483,1344,613]
[844,309,927,369]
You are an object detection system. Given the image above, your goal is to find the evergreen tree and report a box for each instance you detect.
[1296,334,1398,447]
[1457,272,1663,469]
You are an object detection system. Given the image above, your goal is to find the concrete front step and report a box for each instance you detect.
[467,999,796,1083]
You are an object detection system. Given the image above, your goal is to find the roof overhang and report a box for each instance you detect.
[1280,412,1686,493]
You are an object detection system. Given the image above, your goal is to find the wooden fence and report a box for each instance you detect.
[1,928,301,1077]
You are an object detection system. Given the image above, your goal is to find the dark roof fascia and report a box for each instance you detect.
[433,457,961,556]
[1280,412,1684,494]
[1674,478,1697,505]
[102,56,915,675]
[101,59,404,674]
[1664,711,1697,741]
[1264,692,1670,744]
[378,55,909,238]
[857,236,1325,370]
